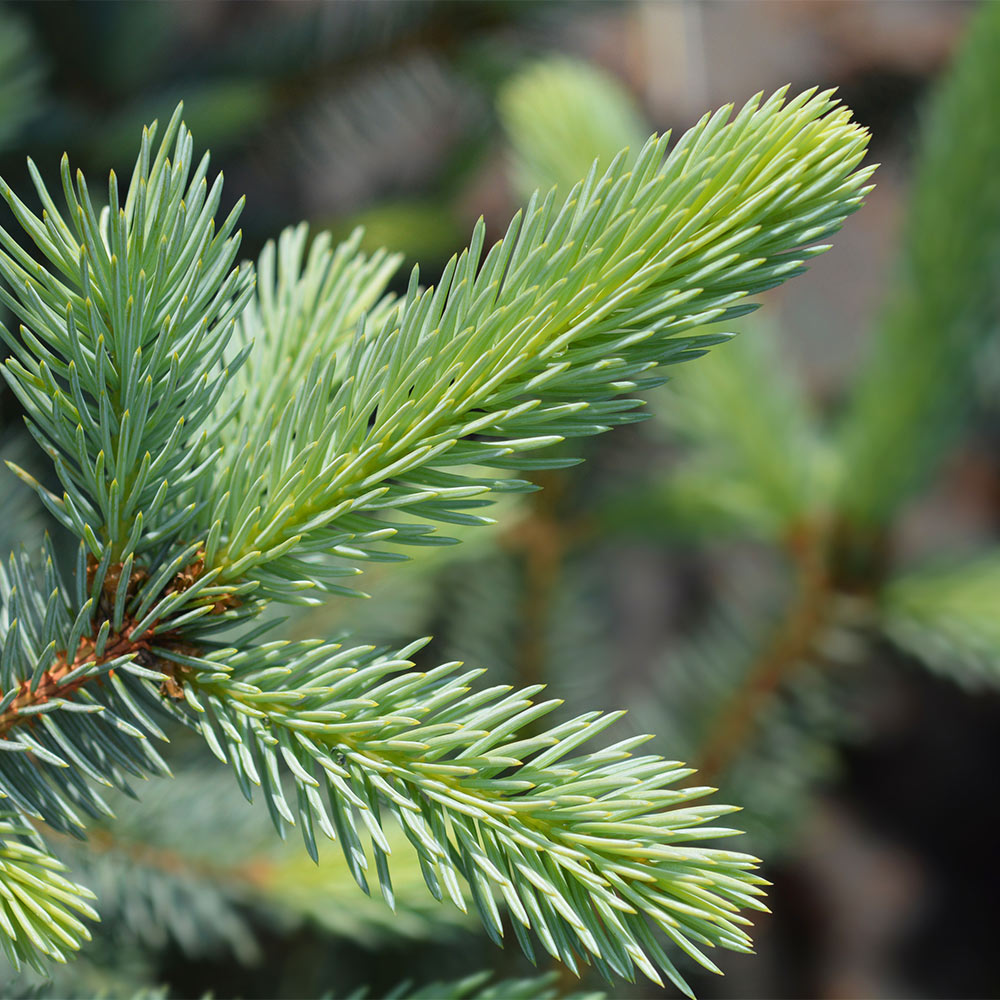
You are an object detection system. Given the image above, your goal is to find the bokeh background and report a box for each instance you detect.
[1,1,997,998]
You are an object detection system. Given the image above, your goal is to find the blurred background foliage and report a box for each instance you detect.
[0,1,997,998]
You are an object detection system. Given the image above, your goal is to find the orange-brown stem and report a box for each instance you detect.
[0,634,135,737]
[0,558,206,740]
[506,472,568,694]
[695,520,833,785]
[502,471,594,693]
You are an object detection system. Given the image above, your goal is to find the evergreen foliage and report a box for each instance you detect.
[0,56,873,995]
[499,3,1000,861]
[0,813,97,972]
[55,766,471,962]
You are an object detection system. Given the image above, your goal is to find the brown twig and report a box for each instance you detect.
[695,519,834,785]
[501,471,597,693]
[0,556,220,740]
[505,472,567,693]
[0,632,141,738]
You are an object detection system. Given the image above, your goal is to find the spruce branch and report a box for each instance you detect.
[159,637,767,992]
[501,60,831,547]
[0,815,97,973]
[196,87,872,603]
[0,102,254,561]
[0,88,874,984]
[0,539,174,836]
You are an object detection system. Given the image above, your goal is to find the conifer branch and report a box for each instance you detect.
[161,638,767,992]
[0,87,873,983]
[0,103,254,561]
[194,88,872,602]
[0,539,175,838]
[0,816,97,973]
